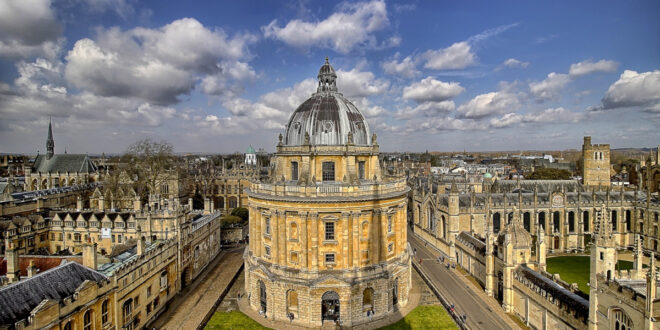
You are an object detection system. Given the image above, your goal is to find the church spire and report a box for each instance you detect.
[47,117,55,159]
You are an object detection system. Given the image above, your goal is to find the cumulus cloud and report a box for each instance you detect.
[569,59,618,77]
[501,58,529,69]
[382,53,419,78]
[0,0,63,59]
[404,116,486,133]
[599,70,660,110]
[394,101,455,120]
[490,107,584,128]
[64,18,257,105]
[337,67,390,98]
[457,90,521,118]
[529,72,570,102]
[262,0,395,54]
[402,77,464,103]
[422,42,476,71]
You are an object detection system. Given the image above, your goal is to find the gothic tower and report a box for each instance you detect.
[47,118,55,159]
[582,136,610,186]
[589,205,616,330]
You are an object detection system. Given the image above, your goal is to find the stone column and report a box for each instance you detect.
[371,210,380,264]
[279,210,286,265]
[352,212,359,268]
[273,210,279,264]
[310,212,319,270]
[300,211,308,269]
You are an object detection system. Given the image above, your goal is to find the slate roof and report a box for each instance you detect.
[0,262,107,325]
[516,265,589,317]
[32,154,97,174]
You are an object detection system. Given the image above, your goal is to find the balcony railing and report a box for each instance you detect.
[248,178,408,198]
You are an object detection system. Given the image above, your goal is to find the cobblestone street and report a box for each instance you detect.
[150,246,245,330]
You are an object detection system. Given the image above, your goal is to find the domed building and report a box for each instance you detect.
[244,58,411,327]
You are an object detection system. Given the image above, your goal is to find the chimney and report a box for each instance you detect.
[5,239,20,283]
[188,197,193,211]
[27,260,39,278]
[82,243,97,270]
[77,195,83,210]
[137,236,146,256]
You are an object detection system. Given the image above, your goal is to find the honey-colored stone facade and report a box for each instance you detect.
[582,136,611,187]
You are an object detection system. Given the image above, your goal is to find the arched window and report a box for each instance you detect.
[612,210,618,231]
[583,211,590,232]
[523,212,531,232]
[122,298,133,321]
[553,211,560,233]
[568,212,575,233]
[362,287,374,310]
[493,213,501,234]
[538,212,546,233]
[84,310,92,330]
[440,215,446,238]
[102,299,109,324]
[63,321,72,330]
[290,222,298,240]
[612,309,633,330]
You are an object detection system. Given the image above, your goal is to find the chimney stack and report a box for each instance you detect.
[82,243,97,270]
[27,260,39,278]
[5,239,20,283]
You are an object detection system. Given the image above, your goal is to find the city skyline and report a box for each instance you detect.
[0,0,659,154]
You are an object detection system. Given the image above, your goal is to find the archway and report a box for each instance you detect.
[493,213,501,233]
[523,212,531,232]
[259,280,267,314]
[181,267,190,288]
[321,291,340,322]
[392,278,399,307]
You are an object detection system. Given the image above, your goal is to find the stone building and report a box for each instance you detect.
[582,136,611,187]
[25,120,99,191]
[244,58,411,327]
[245,145,257,166]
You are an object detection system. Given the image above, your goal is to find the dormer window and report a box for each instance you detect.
[291,161,299,181]
[322,162,335,181]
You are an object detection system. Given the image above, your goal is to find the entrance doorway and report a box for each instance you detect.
[259,281,267,314]
[497,271,503,304]
[321,291,340,323]
[392,278,399,307]
[554,236,560,249]
[181,267,190,288]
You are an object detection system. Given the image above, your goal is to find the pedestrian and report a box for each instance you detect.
[420,258,423,265]
[463,313,467,322]
[413,247,417,255]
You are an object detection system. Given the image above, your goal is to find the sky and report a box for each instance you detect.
[0,0,659,154]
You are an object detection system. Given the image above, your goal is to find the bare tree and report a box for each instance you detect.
[123,138,175,201]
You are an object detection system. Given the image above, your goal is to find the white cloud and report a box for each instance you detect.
[529,72,570,101]
[394,101,455,120]
[337,67,389,98]
[569,59,618,77]
[490,107,584,128]
[402,77,464,103]
[64,18,257,105]
[600,70,660,110]
[382,53,419,78]
[457,90,521,118]
[405,116,486,133]
[502,58,529,69]
[0,0,63,59]
[262,0,393,54]
[423,42,476,71]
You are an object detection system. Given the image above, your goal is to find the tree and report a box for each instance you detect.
[528,168,572,180]
[231,207,249,222]
[123,138,175,201]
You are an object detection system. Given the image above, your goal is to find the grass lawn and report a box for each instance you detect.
[205,311,271,330]
[546,256,636,294]
[377,305,457,330]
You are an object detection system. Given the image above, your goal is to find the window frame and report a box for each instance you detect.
[324,221,335,241]
[322,161,335,181]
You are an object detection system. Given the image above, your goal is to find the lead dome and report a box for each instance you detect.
[284,57,371,146]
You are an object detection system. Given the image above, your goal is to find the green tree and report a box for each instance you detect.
[231,207,249,222]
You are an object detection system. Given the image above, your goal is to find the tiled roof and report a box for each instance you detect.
[0,262,107,325]
[32,154,97,174]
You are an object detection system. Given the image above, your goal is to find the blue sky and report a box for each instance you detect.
[0,0,658,154]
